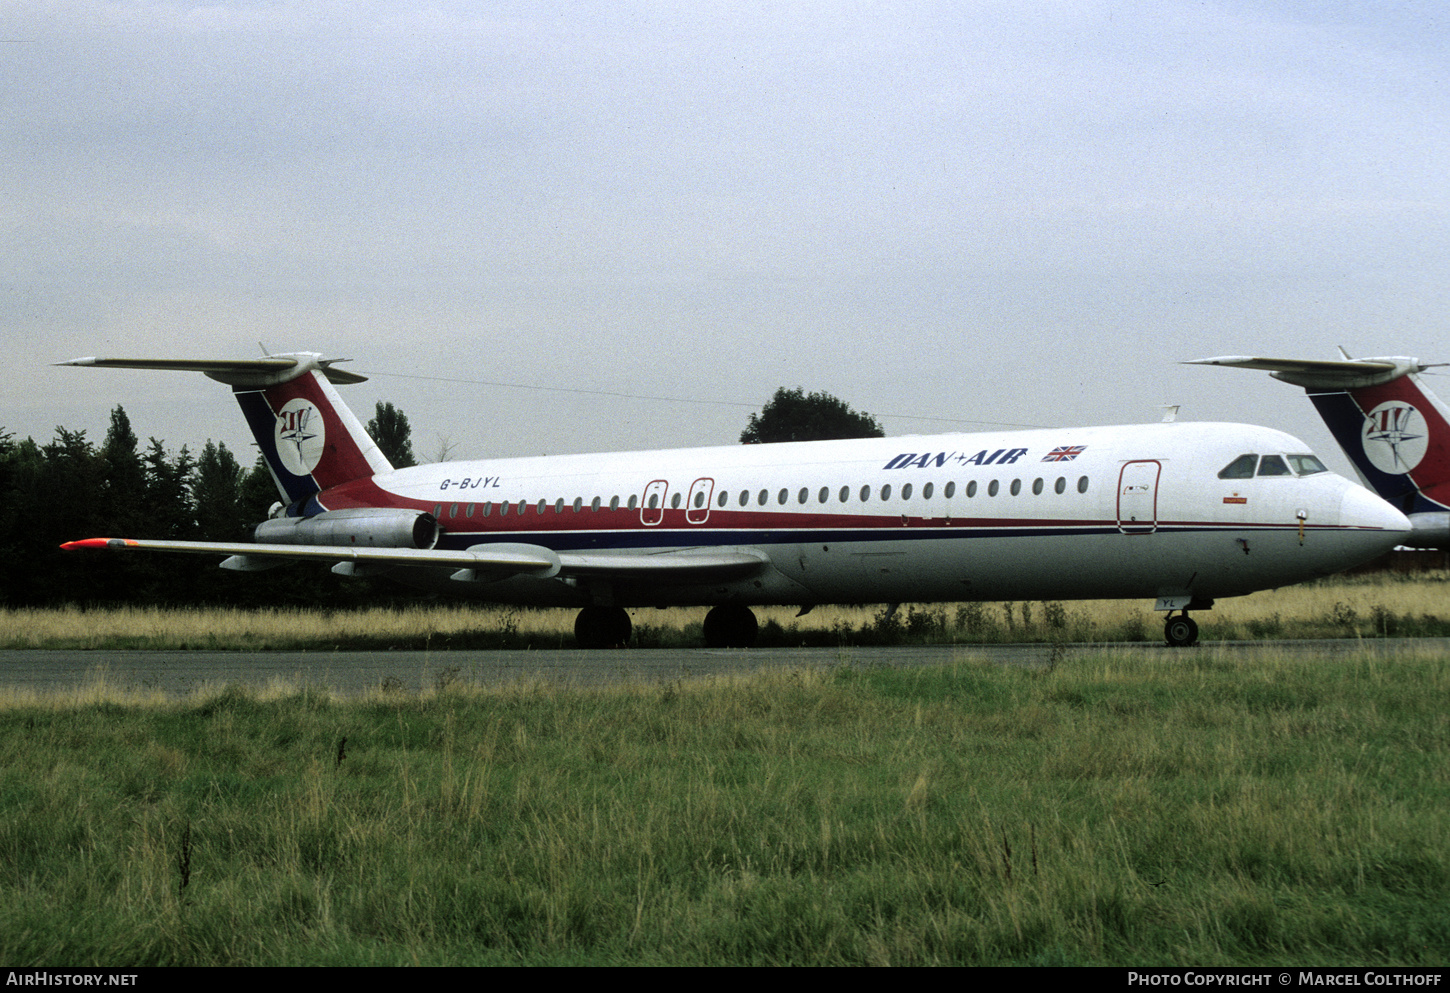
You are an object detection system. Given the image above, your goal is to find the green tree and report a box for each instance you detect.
[193,440,247,541]
[740,387,885,444]
[241,453,283,520]
[24,428,111,603]
[142,438,194,541]
[101,406,146,539]
[367,401,416,468]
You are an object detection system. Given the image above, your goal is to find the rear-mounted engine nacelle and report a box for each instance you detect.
[254,508,440,549]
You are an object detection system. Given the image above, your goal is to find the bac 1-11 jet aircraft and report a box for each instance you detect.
[58,351,1411,647]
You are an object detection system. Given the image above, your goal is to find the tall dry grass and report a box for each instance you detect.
[2,571,1446,649]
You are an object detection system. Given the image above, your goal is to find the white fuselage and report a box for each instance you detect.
[313,421,1407,609]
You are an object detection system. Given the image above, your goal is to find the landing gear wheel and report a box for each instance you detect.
[702,604,759,648]
[1164,613,1199,648]
[574,606,632,648]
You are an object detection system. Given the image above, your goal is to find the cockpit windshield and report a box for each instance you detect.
[1218,454,1258,479]
[1286,454,1328,475]
[1257,455,1291,476]
[1218,453,1330,479]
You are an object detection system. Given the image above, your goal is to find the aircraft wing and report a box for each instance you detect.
[60,537,769,584]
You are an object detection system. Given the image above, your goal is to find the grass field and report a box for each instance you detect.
[1,641,1447,965]
[3,571,1450,651]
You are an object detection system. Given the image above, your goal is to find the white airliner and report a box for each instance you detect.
[1187,350,1450,550]
[58,351,1410,647]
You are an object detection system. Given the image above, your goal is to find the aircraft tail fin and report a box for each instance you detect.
[1186,352,1450,546]
[56,353,392,509]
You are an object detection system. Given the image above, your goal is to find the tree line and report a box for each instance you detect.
[0,403,424,608]
[1,389,880,607]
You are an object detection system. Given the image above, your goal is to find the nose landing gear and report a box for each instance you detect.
[1164,612,1199,647]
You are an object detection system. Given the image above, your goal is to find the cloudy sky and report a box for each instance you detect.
[2,1,1447,475]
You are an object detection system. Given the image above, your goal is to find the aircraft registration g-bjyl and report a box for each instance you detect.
[58,351,1410,647]
[1188,350,1450,551]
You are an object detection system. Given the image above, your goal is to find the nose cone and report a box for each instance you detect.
[1339,485,1412,557]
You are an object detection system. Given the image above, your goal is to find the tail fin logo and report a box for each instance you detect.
[275,398,326,476]
[1361,400,1426,475]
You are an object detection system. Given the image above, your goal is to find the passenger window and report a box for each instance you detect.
[902,483,913,500]
[499,502,509,516]
[778,489,788,505]
[610,496,619,511]
[1009,479,1021,496]
[669,494,680,509]
[923,482,934,500]
[482,502,492,517]
[694,492,705,508]
[433,504,443,517]
[988,480,999,497]
[465,503,475,517]
[717,491,727,507]
[1032,478,1043,496]
[739,490,749,506]
[555,498,565,513]
[1054,477,1065,495]
[966,481,977,498]
[798,487,808,504]
[944,481,955,498]
[1257,455,1291,477]
[538,499,548,514]
[592,497,601,511]
[839,486,850,502]
[859,484,871,502]
[628,495,638,510]
[881,484,893,500]
[818,487,829,503]
[1077,476,1089,494]
[1218,454,1258,479]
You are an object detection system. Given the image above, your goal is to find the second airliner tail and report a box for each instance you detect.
[1186,350,1450,547]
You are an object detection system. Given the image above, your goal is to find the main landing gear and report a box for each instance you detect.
[574,606,632,649]
[572,605,762,648]
[1163,612,1199,648]
[702,604,758,648]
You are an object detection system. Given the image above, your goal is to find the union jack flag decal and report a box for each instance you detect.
[1042,445,1086,462]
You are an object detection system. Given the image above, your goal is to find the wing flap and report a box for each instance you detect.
[557,548,770,582]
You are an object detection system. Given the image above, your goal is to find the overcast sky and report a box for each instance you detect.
[3,1,1447,476]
